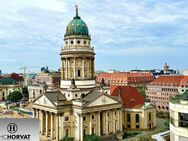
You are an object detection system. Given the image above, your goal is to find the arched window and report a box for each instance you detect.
[136,114,139,123]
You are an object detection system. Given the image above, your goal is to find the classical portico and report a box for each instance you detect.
[32,90,123,141]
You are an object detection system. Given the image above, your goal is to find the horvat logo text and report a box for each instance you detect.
[0,123,31,140]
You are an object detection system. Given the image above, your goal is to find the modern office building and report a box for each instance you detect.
[170,94,188,141]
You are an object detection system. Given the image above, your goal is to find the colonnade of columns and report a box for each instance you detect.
[33,109,59,140]
[61,57,95,80]
[81,109,122,139]
[33,108,122,141]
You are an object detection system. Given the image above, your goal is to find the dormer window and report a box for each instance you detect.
[131,99,135,102]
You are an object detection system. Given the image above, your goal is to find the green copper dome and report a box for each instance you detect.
[0,78,18,85]
[65,9,89,36]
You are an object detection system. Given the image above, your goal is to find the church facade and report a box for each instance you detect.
[32,6,123,141]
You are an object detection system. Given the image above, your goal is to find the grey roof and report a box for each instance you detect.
[81,90,121,107]
[82,90,103,103]
[44,91,66,104]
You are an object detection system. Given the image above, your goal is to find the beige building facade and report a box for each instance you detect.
[123,104,156,130]
[32,91,123,141]
[170,95,188,141]
[0,78,22,101]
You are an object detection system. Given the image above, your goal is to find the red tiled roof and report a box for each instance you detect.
[179,76,188,87]
[150,76,184,86]
[110,86,145,109]
[97,72,154,84]
[6,73,24,81]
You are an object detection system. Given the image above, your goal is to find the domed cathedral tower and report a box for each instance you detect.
[60,5,95,89]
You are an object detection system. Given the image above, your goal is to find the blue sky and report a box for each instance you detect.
[0,0,188,73]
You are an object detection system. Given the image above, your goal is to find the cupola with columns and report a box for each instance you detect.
[60,5,95,89]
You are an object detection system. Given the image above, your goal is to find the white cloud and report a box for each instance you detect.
[1,0,188,71]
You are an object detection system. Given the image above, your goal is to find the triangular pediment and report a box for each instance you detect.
[86,95,119,107]
[34,95,55,108]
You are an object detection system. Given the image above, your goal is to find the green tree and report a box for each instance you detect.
[7,90,23,102]
[22,87,29,98]
[84,134,101,141]
[136,86,147,97]
[164,119,170,128]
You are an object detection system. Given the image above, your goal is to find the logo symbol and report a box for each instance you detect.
[7,123,18,134]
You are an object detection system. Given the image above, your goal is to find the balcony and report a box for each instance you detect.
[61,47,94,53]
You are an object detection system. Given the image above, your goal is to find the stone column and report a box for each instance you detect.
[46,112,49,137]
[89,59,92,79]
[79,114,83,141]
[104,112,107,135]
[66,59,68,80]
[65,59,67,80]
[56,114,59,141]
[112,111,116,133]
[74,58,76,79]
[61,59,64,79]
[117,110,120,131]
[119,110,123,131]
[67,59,70,79]
[40,110,44,135]
[98,112,101,136]
[59,115,64,140]
[89,114,92,135]
[36,109,39,119]
[91,58,95,79]
[82,58,85,79]
[33,108,36,118]
[51,113,54,139]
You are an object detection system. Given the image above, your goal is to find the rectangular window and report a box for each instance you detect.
[84,129,86,136]
[83,116,86,121]
[136,114,139,123]
[127,113,131,122]
[92,127,94,135]
[149,113,151,120]
[136,125,140,129]
[65,129,68,136]
[127,124,131,128]
[179,113,188,127]
[78,70,81,77]
[92,115,94,120]
[65,116,69,121]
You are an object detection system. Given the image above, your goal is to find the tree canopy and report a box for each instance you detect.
[84,134,101,141]
[7,90,23,102]
[22,86,29,99]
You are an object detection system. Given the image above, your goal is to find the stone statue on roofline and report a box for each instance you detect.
[69,78,77,89]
